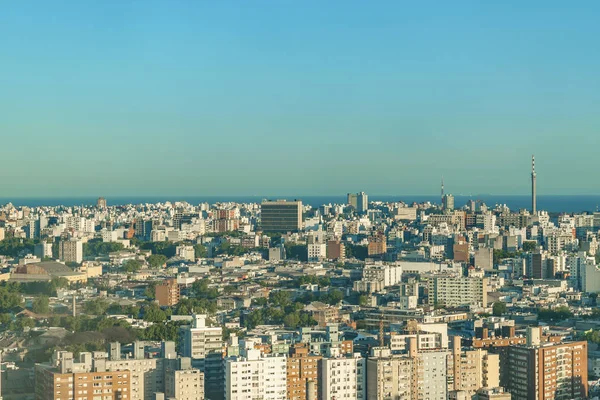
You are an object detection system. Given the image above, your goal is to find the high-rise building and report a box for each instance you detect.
[348,192,368,213]
[97,197,107,209]
[531,155,537,214]
[260,200,303,232]
[320,353,365,400]
[286,344,321,400]
[35,351,130,400]
[366,347,414,400]
[164,358,204,400]
[443,194,455,211]
[225,340,287,400]
[449,337,500,397]
[155,279,180,306]
[58,239,83,264]
[506,327,588,400]
[428,276,488,307]
[180,314,223,400]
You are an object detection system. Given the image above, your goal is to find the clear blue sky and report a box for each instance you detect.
[1,1,599,197]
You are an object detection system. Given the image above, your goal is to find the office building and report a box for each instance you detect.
[155,278,180,306]
[260,200,303,232]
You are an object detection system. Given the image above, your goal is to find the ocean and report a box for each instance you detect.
[1,195,600,213]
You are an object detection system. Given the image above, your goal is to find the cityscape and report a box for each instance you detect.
[3,2,600,400]
[0,157,598,400]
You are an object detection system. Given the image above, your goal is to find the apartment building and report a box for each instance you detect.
[286,344,321,400]
[449,337,500,396]
[224,340,287,400]
[506,327,588,400]
[366,347,414,400]
[428,276,488,307]
[320,353,365,400]
[155,279,180,306]
[58,239,83,264]
[35,351,130,400]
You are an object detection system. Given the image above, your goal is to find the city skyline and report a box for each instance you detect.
[2,1,600,196]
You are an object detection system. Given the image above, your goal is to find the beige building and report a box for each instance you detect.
[165,359,204,400]
[450,337,500,396]
[428,276,488,307]
[286,344,321,400]
[155,279,180,306]
[35,351,130,400]
[58,239,83,264]
[366,347,414,400]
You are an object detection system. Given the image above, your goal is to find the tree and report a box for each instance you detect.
[194,244,208,258]
[84,299,109,315]
[492,302,507,316]
[522,241,537,252]
[358,295,368,306]
[0,286,23,311]
[283,312,300,329]
[32,296,50,314]
[83,240,124,257]
[0,238,36,257]
[122,259,143,273]
[147,254,167,269]
[143,305,167,323]
[269,291,292,308]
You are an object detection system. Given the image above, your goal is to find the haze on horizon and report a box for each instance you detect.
[1,1,599,197]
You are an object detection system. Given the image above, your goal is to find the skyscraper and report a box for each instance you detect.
[531,155,537,214]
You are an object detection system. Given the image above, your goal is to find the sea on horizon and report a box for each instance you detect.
[1,195,600,213]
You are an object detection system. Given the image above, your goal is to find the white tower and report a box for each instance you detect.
[531,155,537,214]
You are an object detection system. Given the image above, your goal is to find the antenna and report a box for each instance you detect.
[441,176,445,203]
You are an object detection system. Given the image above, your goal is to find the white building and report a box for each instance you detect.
[224,340,287,400]
[307,243,327,261]
[320,353,366,400]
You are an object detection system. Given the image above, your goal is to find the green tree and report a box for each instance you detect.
[283,312,301,328]
[522,241,537,252]
[492,302,507,316]
[358,295,368,306]
[122,259,143,273]
[269,291,292,308]
[0,238,36,257]
[147,254,167,269]
[32,296,50,314]
[194,244,208,258]
[0,286,23,311]
[143,305,167,323]
[84,299,109,315]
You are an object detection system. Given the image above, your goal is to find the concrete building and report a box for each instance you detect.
[506,327,588,400]
[224,340,287,400]
[320,353,365,400]
[326,240,345,260]
[155,279,180,306]
[260,200,303,233]
[428,276,488,307]
[165,357,204,400]
[34,242,54,260]
[58,239,83,264]
[35,351,130,400]
[176,245,196,262]
[180,314,223,399]
[286,344,321,400]
[443,194,455,211]
[450,337,500,396]
[366,347,414,400]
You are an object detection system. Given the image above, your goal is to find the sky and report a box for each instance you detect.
[1,1,599,197]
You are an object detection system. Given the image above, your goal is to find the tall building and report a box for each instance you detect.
[443,194,455,211]
[506,327,588,400]
[225,340,287,400]
[164,358,204,400]
[450,337,500,397]
[58,239,83,264]
[155,279,180,306]
[326,240,346,261]
[35,351,130,400]
[531,155,537,214]
[286,344,321,400]
[366,347,414,400]
[348,192,368,213]
[97,197,107,209]
[320,353,365,400]
[180,314,223,399]
[428,276,488,307]
[260,200,303,232]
